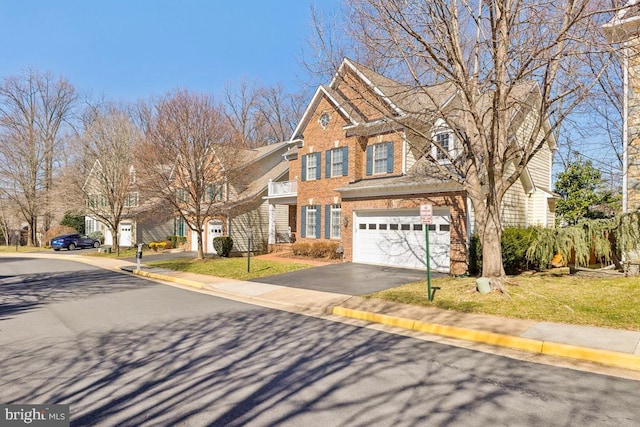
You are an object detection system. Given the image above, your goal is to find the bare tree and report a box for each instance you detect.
[0,70,77,245]
[306,0,617,289]
[137,89,239,259]
[255,84,307,142]
[224,78,263,148]
[224,79,308,146]
[73,104,141,253]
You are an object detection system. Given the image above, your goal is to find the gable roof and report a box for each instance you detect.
[603,0,640,42]
[291,85,363,140]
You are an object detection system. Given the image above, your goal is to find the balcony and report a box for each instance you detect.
[268,180,297,197]
[266,180,297,204]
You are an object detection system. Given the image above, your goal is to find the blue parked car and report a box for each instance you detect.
[51,233,101,251]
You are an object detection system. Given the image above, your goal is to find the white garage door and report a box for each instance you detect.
[353,210,450,272]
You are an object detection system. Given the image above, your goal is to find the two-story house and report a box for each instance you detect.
[84,161,174,248]
[266,58,556,275]
[178,140,294,255]
[85,141,294,254]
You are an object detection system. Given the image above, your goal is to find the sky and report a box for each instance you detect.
[0,0,334,102]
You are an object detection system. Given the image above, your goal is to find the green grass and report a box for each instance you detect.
[147,257,312,280]
[83,248,139,258]
[366,274,640,330]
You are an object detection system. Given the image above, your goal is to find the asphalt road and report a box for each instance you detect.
[1,257,639,426]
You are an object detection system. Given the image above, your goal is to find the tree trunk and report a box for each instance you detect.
[196,229,204,260]
[474,196,509,294]
[27,218,37,247]
[110,226,119,256]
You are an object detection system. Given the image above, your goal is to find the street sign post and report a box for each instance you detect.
[420,204,434,301]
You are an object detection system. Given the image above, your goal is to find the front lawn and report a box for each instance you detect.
[83,248,139,258]
[367,274,640,330]
[147,257,312,280]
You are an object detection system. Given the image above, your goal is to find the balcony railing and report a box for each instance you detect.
[268,180,297,197]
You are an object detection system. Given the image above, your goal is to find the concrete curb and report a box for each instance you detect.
[119,262,640,373]
[331,307,640,372]
[132,269,204,289]
[127,268,335,315]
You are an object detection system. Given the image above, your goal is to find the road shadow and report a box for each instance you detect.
[0,269,145,319]
[1,308,637,426]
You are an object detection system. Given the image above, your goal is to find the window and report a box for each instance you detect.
[330,204,341,239]
[302,153,321,181]
[306,205,317,238]
[431,119,456,163]
[413,224,423,231]
[205,184,223,202]
[359,223,366,230]
[390,224,399,230]
[366,142,394,175]
[401,224,410,230]
[433,131,451,161]
[129,166,136,185]
[176,217,187,237]
[379,224,387,230]
[374,143,388,174]
[320,112,330,129]
[327,147,347,177]
[124,192,139,207]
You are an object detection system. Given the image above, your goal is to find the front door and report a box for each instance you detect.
[207,221,223,253]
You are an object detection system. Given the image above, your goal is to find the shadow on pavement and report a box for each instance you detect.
[1,308,638,426]
[0,270,145,320]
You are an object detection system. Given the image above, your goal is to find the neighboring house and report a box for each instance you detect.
[179,141,294,254]
[266,58,556,274]
[84,162,173,248]
[604,1,640,213]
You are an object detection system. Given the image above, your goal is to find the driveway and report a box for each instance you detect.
[250,262,443,295]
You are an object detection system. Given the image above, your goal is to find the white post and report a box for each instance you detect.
[268,203,276,245]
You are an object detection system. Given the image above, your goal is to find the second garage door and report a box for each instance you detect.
[353,209,451,272]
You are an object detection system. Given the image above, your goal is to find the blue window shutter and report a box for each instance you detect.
[366,145,373,176]
[301,155,307,181]
[301,206,306,238]
[387,142,394,173]
[342,147,348,176]
[315,206,321,238]
[316,152,321,180]
[326,150,331,178]
[325,205,331,238]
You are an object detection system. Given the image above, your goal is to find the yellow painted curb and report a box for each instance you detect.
[332,306,640,371]
[132,269,204,289]
[541,341,640,371]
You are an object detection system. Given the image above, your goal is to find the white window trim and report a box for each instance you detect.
[373,143,388,174]
[306,154,318,181]
[431,123,456,164]
[306,205,317,238]
[330,148,343,177]
[330,204,341,239]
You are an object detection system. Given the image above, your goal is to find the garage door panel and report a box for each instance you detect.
[354,211,450,272]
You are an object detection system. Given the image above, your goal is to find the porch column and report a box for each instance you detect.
[268,202,276,244]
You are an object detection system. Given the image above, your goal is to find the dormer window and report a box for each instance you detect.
[319,113,330,129]
[431,119,455,163]
[434,132,450,161]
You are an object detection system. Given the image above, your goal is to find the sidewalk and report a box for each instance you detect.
[4,252,640,372]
